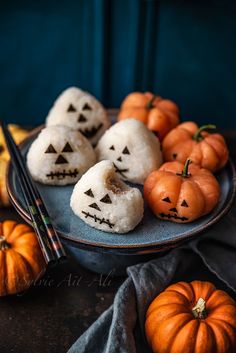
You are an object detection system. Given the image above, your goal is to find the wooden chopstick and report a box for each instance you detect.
[1,122,66,264]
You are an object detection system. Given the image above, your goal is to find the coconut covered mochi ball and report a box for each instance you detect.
[27,126,96,185]
[95,119,163,184]
[46,87,110,145]
[70,160,144,233]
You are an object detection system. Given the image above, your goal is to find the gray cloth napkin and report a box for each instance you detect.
[68,200,236,353]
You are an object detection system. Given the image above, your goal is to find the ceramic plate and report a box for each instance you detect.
[7,114,236,254]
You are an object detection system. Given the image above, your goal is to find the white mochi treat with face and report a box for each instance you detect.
[95,119,163,184]
[70,160,144,233]
[27,126,96,185]
[46,87,110,145]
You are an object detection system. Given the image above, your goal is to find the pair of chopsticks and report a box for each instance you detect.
[1,121,66,266]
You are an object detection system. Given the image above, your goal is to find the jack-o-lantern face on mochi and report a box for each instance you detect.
[27,126,96,185]
[46,87,110,145]
[70,160,144,233]
[95,119,163,185]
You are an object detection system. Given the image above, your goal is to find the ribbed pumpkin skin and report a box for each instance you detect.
[162,122,229,173]
[145,281,236,353]
[0,220,46,296]
[144,161,220,223]
[118,92,180,140]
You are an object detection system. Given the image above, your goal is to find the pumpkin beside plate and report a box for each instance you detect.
[145,280,236,353]
[0,220,46,296]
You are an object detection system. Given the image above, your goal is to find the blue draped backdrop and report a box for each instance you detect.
[0,0,236,127]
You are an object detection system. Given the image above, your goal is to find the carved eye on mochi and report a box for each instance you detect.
[84,189,112,204]
[67,104,77,112]
[100,194,112,204]
[61,142,73,153]
[82,103,92,111]
[122,146,130,155]
[109,145,130,155]
[44,142,74,154]
[84,188,94,198]
[45,144,57,153]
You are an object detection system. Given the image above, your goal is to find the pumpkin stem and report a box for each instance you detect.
[192,124,216,141]
[146,95,156,110]
[0,235,10,250]
[192,298,207,319]
[177,159,192,178]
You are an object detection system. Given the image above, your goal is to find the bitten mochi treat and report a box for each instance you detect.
[46,87,110,145]
[27,126,96,185]
[95,119,163,184]
[70,160,144,233]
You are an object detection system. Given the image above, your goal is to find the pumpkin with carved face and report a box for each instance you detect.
[27,126,96,185]
[96,119,162,185]
[144,160,220,223]
[46,87,110,145]
[70,160,144,233]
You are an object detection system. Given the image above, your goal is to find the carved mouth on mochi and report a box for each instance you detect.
[79,123,103,138]
[159,213,188,221]
[113,163,129,179]
[46,169,79,180]
[82,211,114,229]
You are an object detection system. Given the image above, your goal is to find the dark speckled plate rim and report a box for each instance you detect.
[6,121,236,255]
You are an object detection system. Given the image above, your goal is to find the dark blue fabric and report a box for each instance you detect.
[67,200,236,353]
[0,0,236,127]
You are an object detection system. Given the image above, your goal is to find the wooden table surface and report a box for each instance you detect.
[0,133,235,353]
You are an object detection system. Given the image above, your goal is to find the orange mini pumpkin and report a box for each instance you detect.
[118,92,180,140]
[162,122,229,172]
[145,280,236,353]
[0,220,46,296]
[144,159,220,223]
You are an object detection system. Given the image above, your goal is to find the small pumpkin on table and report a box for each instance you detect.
[0,220,46,296]
[118,92,180,140]
[144,159,220,223]
[162,122,229,173]
[145,280,236,353]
